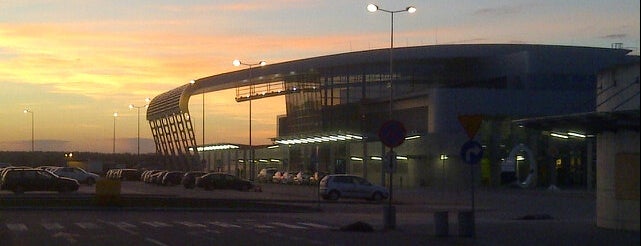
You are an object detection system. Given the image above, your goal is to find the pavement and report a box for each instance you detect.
[1,184,639,245]
[324,186,641,246]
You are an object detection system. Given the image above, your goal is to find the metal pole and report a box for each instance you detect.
[248,64,254,181]
[137,107,141,158]
[389,11,394,119]
[31,111,34,152]
[113,115,116,154]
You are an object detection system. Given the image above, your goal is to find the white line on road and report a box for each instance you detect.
[75,222,99,229]
[175,221,207,228]
[6,223,28,232]
[141,221,172,228]
[208,221,241,228]
[271,222,308,229]
[145,237,169,246]
[297,222,333,229]
[42,223,65,230]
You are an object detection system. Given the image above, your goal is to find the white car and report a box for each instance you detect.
[53,167,100,185]
[319,174,389,201]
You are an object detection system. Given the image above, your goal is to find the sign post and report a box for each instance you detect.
[458,115,484,237]
[378,120,406,230]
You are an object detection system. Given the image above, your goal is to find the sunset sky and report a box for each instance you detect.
[1,0,639,153]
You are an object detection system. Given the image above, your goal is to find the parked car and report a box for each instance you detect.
[272,171,284,184]
[195,172,257,191]
[53,167,100,185]
[161,171,185,186]
[319,174,388,201]
[280,172,295,184]
[257,168,278,183]
[294,171,313,185]
[309,171,327,185]
[120,169,142,181]
[182,171,207,189]
[0,168,79,194]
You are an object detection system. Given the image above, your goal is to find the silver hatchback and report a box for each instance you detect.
[319,174,389,201]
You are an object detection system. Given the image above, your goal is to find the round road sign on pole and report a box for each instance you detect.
[460,140,483,165]
[378,120,407,148]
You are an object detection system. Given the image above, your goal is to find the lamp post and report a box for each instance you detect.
[23,109,34,152]
[367,3,416,231]
[233,59,267,181]
[367,4,416,119]
[129,98,150,158]
[440,154,448,199]
[190,79,207,171]
[113,112,118,154]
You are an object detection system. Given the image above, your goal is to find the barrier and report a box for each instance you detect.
[434,211,449,237]
[458,210,475,237]
[94,179,121,205]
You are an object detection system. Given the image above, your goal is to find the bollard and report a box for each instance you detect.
[383,205,396,230]
[434,211,449,237]
[458,210,475,237]
[95,179,121,206]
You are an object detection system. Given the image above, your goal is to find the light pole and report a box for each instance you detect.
[190,79,207,171]
[367,3,416,231]
[233,59,267,181]
[129,98,150,158]
[23,109,34,152]
[440,154,448,199]
[367,4,416,119]
[113,112,118,154]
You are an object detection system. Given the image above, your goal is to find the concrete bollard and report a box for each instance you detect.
[434,211,449,237]
[458,210,475,237]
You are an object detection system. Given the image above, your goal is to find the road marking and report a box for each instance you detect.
[253,224,276,229]
[6,223,28,232]
[52,232,79,244]
[297,222,333,229]
[102,221,139,235]
[208,221,241,228]
[141,221,172,228]
[271,222,307,229]
[145,238,169,246]
[175,221,207,228]
[75,222,99,229]
[42,223,65,230]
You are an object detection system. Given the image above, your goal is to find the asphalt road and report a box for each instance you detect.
[1,181,639,245]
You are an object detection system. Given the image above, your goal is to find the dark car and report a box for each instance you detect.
[0,169,80,194]
[195,173,256,191]
[181,171,207,189]
[161,171,185,186]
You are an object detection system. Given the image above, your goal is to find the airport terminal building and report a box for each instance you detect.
[148,44,637,191]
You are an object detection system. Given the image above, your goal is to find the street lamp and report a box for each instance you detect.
[23,109,34,152]
[440,154,448,198]
[233,59,267,181]
[367,3,416,230]
[113,112,118,154]
[129,98,151,158]
[190,79,208,171]
[367,4,416,119]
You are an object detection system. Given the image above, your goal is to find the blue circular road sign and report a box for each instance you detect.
[460,140,483,165]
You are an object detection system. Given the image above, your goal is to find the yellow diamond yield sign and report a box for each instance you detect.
[458,115,483,139]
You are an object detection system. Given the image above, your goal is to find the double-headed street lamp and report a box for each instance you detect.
[367,4,416,119]
[367,3,416,230]
[129,98,151,158]
[233,59,267,181]
[23,109,34,152]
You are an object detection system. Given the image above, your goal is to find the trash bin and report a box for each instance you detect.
[458,210,475,237]
[434,211,449,237]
